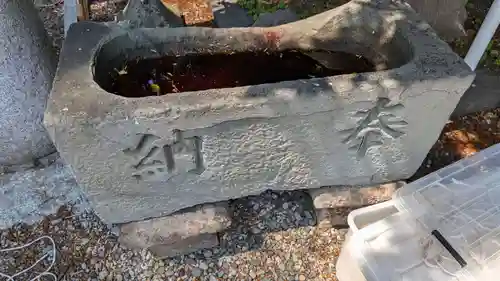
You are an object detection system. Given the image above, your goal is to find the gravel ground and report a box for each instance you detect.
[2,0,498,280]
[35,0,126,53]
[90,0,127,22]
[36,0,64,54]
[1,192,345,281]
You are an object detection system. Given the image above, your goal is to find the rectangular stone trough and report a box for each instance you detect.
[44,0,474,224]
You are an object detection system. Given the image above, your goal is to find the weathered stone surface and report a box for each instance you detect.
[308,182,403,209]
[452,70,500,117]
[149,233,219,258]
[212,1,253,28]
[45,0,474,224]
[0,0,57,167]
[0,157,86,229]
[314,208,351,228]
[308,182,402,228]
[252,8,298,27]
[405,0,467,40]
[119,203,230,257]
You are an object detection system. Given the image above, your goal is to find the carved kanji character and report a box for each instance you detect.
[340,97,408,157]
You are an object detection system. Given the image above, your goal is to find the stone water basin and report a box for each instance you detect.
[44,0,474,224]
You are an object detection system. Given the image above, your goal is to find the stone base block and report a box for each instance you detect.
[118,203,231,257]
[308,182,403,228]
[149,233,219,258]
[314,207,353,228]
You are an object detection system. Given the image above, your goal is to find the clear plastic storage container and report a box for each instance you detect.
[338,143,500,281]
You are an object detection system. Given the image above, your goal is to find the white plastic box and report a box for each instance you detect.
[337,143,500,281]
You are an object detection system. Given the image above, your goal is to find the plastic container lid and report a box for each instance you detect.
[350,143,500,281]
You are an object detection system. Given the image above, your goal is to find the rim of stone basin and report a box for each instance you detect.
[46,0,473,124]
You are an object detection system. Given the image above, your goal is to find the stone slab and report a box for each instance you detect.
[308,181,404,209]
[149,233,219,258]
[308,182,403,228]
[451,70,500,118]
[0,0,57,167]
[45,0,474,224]
[0,157,87,229]
[118,203,230,257]
[314,208,352,228]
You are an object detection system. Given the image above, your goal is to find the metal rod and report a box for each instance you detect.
[464,0,500,71]
[64,0,78,35]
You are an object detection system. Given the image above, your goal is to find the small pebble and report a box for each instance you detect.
[251,226,261,234]
[191,268,202,277]
[199,262,209,270]
[294,212,302,221]
[98,270,108,280]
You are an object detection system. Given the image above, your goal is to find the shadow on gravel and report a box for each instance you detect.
[215,190,316,259]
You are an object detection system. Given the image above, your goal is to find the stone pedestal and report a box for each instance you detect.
[45,0,474,224]
[0,0,57,168]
